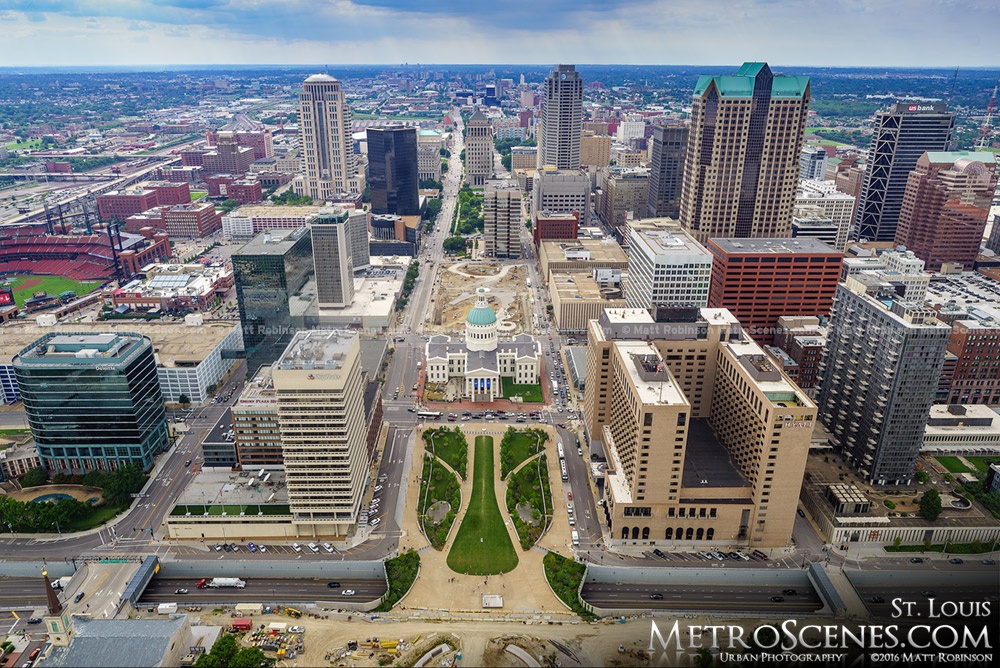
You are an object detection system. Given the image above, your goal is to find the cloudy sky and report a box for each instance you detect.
[0,0,996,67]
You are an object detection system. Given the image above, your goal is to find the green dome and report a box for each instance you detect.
[467,304,497,326]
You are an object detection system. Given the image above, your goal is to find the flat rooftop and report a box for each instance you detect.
[630,227,711,258]
[551,271,616,300]
[277,329,357,369]
[234,226,309,256]
[541,239,629,263]
[681,419,751,489]
[925,273,1000,320]
[616,341,686,406]
[0,320,240,368]
[234,365,276,409]
[711,237,838,255]
[175,469,288,506]
[229,205,321,219]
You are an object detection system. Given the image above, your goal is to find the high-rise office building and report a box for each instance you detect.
[310,208,355,308]
[945,305,1000,406]
[14,332,168,474]
[272,330,368,537]
[537,65,583,170]
[625,224,712,310]
[367,126,419,216]
[295,74,363,200]
[894,151,998,271]
[347,208,369,271]
[484,180,522,259]
[707,238,842,342]
[817,277,950,485]
[465,109,494,187]
[233,227,314,372]
[580,133,612,168]
[799,146,828,181]
[599,168,649,229]
[796,180,855,252]
[679,62,811,243]
[531,167,591,225]
[647,123,689,219]
[854,102,955,243]
[584,307,816,547]
[989,212,1000,254]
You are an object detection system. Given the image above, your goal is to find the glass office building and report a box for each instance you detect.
[13,332,168,474]
[367,126,419,216]
[233,227,314,374]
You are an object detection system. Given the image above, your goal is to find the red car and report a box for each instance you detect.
[30,648,41,661]
[567,492,573,500]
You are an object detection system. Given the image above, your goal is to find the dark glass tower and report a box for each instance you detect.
[854,102,955,242]
[367,126,419,216]
[13,332,168,474]
[646,122,689,219]
[232,227,314,373]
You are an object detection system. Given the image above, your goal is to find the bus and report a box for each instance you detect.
[416,410,442,420]
[557,442,565,459]
[560,459,568,481]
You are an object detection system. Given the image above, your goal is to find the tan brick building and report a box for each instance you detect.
[580,133,612,168]
[584,306,816,549]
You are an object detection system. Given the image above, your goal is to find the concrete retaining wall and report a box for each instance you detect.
[0,561,77,577]
[158,560,384,579]
[585,566,810,587]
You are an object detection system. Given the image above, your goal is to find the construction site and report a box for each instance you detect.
[426,261,534,336]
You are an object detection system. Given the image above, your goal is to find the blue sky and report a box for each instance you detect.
[0,0,996,67]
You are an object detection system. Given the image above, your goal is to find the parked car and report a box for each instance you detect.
[322,542,334,553]
[289,626,305,634]
[949,558,964,564]
[910,557,924,564]
[370,517,382,527]
[797,508,805,517]
[214,543,223,552]
[248,542,257,553]
[652,549,666,559]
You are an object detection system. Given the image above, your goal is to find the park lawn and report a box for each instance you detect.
[446,436,519,575]
[963,456,1000,473]
[425,427,469,478]
[0,428,30,435]
[63,503,125,532]
[190,191,207,201]
[499,428,545,479]
[5,275,101,307]
[936,456,972,473]
[4,140,41,150]
[418,455,461,550]
[501,378,544,404]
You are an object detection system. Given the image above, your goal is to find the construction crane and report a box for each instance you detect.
[978,75,1000,150]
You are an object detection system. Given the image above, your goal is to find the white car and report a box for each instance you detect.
[374,485,383,492]
[370,517,382,527]
[322,542,334,553]
[258,545,267,553]
[341,590,356,596]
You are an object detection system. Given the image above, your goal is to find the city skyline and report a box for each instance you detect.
[0,0,998,67]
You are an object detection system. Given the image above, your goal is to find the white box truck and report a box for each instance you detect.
[196,578,246,589]
[571,530,579,546]
[157,603,178,615]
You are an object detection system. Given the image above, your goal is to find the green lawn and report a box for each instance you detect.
[499,427,546,479]
[500,378,544,404]
[447,436,519,575]
[63,504,125,532]
[4,140,41,150]
[190,191,207,201]
[506,454,552,550]
[3,275,102,307]
[418,455,462,549]
[964,456,1000,473]
[0,428,30,435]
[424,427,469,478]
[936,456,972,473]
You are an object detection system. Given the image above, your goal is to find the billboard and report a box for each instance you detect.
[0,290,13,306]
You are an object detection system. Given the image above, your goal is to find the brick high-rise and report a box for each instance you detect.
[679,62,810,244]
[895,151,997,271]
[707,237,842,341]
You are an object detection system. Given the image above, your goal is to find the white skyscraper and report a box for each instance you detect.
[625,224,713,310]
[537,65,583,170]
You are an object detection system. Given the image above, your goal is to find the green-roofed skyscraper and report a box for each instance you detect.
[679,62,811,244]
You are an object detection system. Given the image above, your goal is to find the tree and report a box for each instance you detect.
[919,488,942,522]
[21,468,48,488]
[362,185,371,203]
[443,236,467,254]
[915,470,930,484]
[440,148,450,158]
[892,536,902,549]
[218,199,238,213]
[422,198,442,221]
[178,394,191,406]
[419,178,443,190]
[501,154,512,171]
[102,465,146,507]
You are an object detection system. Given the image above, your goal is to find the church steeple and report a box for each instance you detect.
[43,569,63,616]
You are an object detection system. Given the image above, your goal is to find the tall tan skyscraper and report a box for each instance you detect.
[679,62,810,243]
[295,74,364,200]
[465,108,494,187]
[272,330,368,537]
[537,65,583,170]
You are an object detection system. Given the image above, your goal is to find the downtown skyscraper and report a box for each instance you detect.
[678,62,810,244]
[294,74,364,200]
[367,126,420,216]
[537,65,583,170]
[854,102,955,243]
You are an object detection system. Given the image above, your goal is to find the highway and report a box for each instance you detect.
[137,577,386,604]
[0,578,46,609]
[580,581,824,613]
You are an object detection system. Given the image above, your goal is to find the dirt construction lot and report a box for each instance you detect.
[428,262,532,336]
[218,611,705,667]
